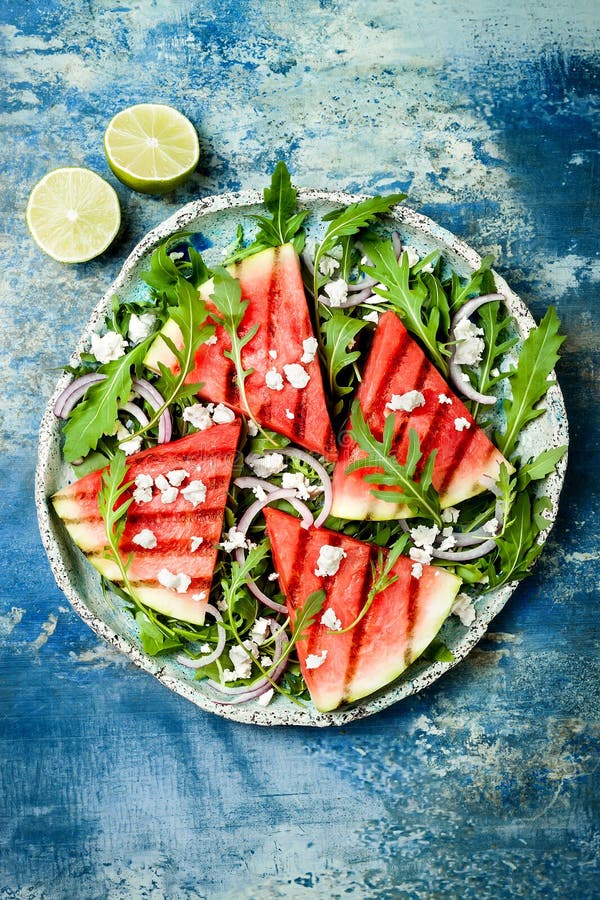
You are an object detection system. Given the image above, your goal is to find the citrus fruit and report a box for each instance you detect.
[103,103,200,194]
[25,167,121,264]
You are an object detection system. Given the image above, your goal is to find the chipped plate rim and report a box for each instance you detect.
[35,188,569,726]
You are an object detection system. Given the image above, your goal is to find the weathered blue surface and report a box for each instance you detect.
[1,2,599,897]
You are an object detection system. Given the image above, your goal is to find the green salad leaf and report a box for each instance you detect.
[320,310,369,417]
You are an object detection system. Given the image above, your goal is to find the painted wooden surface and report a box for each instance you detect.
[1,2,598,897]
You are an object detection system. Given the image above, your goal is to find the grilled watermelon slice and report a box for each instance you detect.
[264,507,461,712]
[331,311,509,520]
[52,422,241,625]
[145,243,338,460]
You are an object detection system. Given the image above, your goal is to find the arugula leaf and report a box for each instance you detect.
[141,236,211,300]
[97,450,132,551]
[313,193,405,301]
[320,310,369,417]
[361,235,449,374]
[135,611,181,656]
[516,446,568,489]
[448,255,496,311]
[63,337,153,463]
[335,535,408,635]
[291,590,326,641]
[225,162,309,263]
[489,490,549,588]
[347,402,442,526]
[497,306,565,457]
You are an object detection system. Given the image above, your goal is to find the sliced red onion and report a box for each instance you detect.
[346,273,378,293]
[431,477,505,560]
[233,476,313,523]
[132,377,172,443]
[392,230,403,259]
[176,603,226,669]
[54,373,107,419]
[120,401,149,428]
[448,293,505,406]
[430,539,497,562]
[207,625,288,703]
[263,447,332,528]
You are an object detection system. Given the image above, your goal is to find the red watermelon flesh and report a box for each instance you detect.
[264,507,461,712]
[331,311,509,520]
[52,422,241,625]
[144,243,338,461]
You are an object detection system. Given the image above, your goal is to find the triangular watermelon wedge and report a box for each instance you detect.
[331,311,509,520]
[52,422,241,625]
[145,243,338,461]
[264,507,461,712]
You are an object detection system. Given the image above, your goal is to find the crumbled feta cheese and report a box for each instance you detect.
[314,545,347,578]
[452,592,476,627]
[483,517,499,536]
[216,598,228,612]
[321,607,342,631]
[305,650,328,670]
[260,656,273,668]
[301,336,319,364]
[421,260,435,274]
[183,403,213,431]
[243,639,260,659]
[246,452,286,478]
[193,593,207,603]
[205,333,218,346]
[181,479,207,507]
[158,568,191,593]
[268,349,278,360]
[454,417,471,432]
[323,278,348,307]
[411,562,423,579]
[199,642,211,652]
[154,474,170,491]
[247,419,259,437]
[363,310,379,324]
[285,408,295,420]
[403,246,420,267]
[160,486,179,504]
[211,403,236,424]
[265,367,284,391]
[166,469,189,487]
[250,617,271,643]
[438,527,456,551]
[220,528,248,553]
[116,425,142,456]
[132,529,157,549]
[267,572,279,583]
[410,524,440,548]
[90,331,127,364]
[462,372,471,383]
[438,393,453,405]
[226,644,253,680]
[410,546,433,565]
[386,390,426,413]
[491,367,500,378]
[442,507,460,524]
[135,473,153,490]
[283,363,310,389]
[453,318,485,366]
[257,687,274,706]
[281,472,312,501]
[133,474,153,504]
[127,312,155,344]
[319,255,339,276]
[169,251,184,261]
[190,536,204,552]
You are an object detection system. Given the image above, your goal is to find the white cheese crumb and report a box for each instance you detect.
[246,452,286,478]
[386,390,426,413]
[250,617,271,643]
[321,607,342,631]
[439,527,456,551]
[166,469,189,487]
[181,479,207,507]
[438,393,453,405]
[265,367,284,391]
[454,417,471,432]
[403,246,420,267]
[260,656,273,668]
[305,650,328,670]
[267,572,279,582]
[491,367,500,378]
[283,363,310,389]
[452,592,476,627]
[199,642,211,652]
[154,474,170,491]
[135,473,153,490]
[363,309,379,324]
[190,536,204,552]
[193,593,207,603]
[132,474,153,504]
[410,546,433,565]
[116,425,142,456]
[453,318,485,367]
[285,408,295,420]
[319,255,339,276]
[247,419,258,436]
[442,507,460,524]
[411,562,423,579]
[226,644,253,680]
[281,472,312,501]
[169,251,184,261]
[220,528,248,553]
[183,403,213,431]
[158,568,191,593]
[323,279,348,307]
[410,524,440,548]
[268,349,278,360]
[160,486,179,504]
[216,598,228,612]
[205,333,218,346]
[251,484,268,502]
[483,517,499,536]
[90,331,127,364]
[314,544,347,578]
[132,529,157,549]
[257,687,275,706]
[127,312,155,344]
[211,403,236,424]
[301,336,319,364]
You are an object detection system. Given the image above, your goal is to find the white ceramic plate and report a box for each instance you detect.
[36,189,569,726]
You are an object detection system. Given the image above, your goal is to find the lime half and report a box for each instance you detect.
[26,167,121,264]
[104,103,200,194]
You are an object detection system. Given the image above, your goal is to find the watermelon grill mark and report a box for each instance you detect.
[285,525,311,606]
[342,545,377,694]
[403,575,421,666]
[388,355,430,457]
[437,427,477,495]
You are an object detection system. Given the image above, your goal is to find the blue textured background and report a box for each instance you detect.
[1,3,599,897]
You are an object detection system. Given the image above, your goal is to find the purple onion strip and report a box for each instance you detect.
[132,378,172,443]
[54,373,107,419]
[448,293,506,406]
[263,446,333,528]
[176,604,226,669]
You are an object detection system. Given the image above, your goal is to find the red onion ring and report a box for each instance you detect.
[430,478,505,560]
[448,293,505,406]
[392,230,403,259]
[132,377,172,443]
[54,373,107,418]
[120,401,149,428]
[262,447,332,528]
[430,539,497,562]
[208,625,288,704]
[176,603,226,669]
